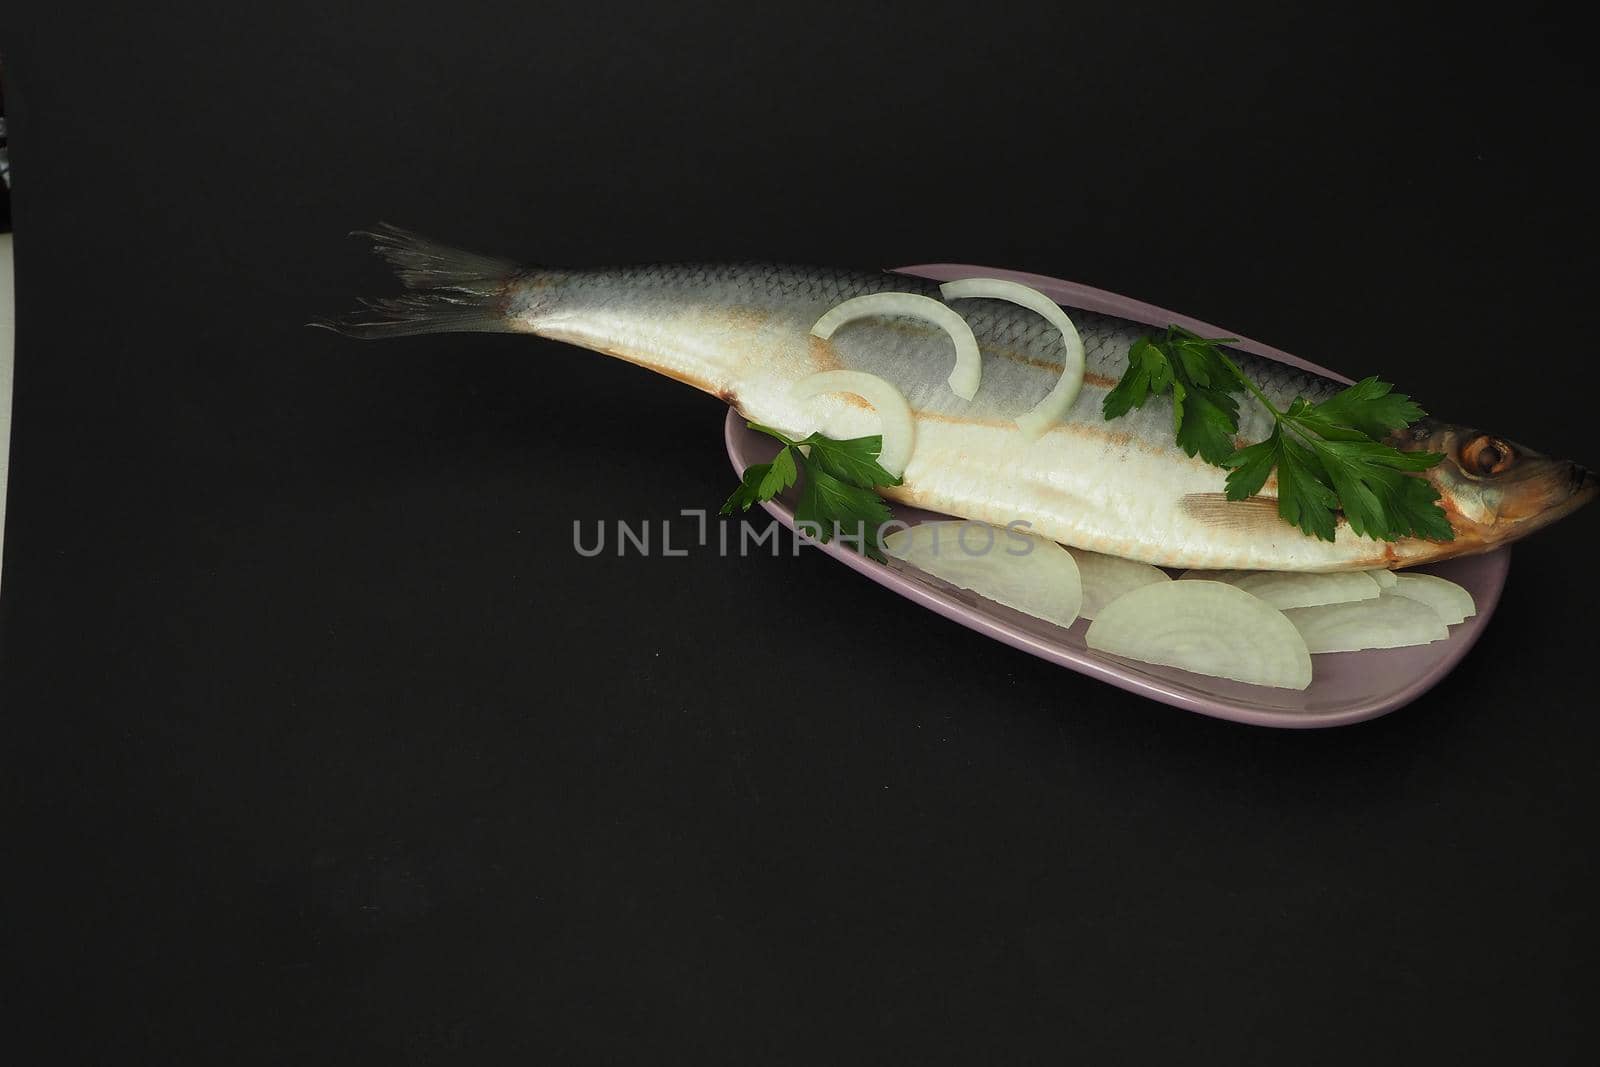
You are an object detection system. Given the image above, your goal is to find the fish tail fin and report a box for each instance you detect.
[311,223,522,339]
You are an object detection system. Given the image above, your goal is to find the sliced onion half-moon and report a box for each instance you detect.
[1066,547,1171,620]
[1086,581,1313,690]
[884,521,1082,628]
[1179,569,1380,611]
[938,278,1086,440]
[810,293,983,400]
[1366,568,1399,590]
[790,370,916,477]
[1389,573,1476,626]
[1282,594,1449,653]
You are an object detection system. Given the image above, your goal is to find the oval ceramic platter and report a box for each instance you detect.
[721,263,1509,729]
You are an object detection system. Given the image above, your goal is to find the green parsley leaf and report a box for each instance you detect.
[1222,436,1279,502]
[1303,376,1428,442]
[1281,397,1369,442]
[1301,438,1452,542]
[1167,327,1240,389]
[1223,426,1340,541]
[1268,429,1341,543]
[1100,337,1163,419]
[1172,380,1242,466]
[794,463,895,562]
[802,433,903,488]
[757,446,799,498]
[1277,387,1452,542]
[721,423,903,559]
[1101,326,1245,464]
[1109,325,1452,543]
[720,462,772,516]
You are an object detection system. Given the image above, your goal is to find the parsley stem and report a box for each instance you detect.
[1214,353,1365,476]
[746,421,800,448]
[1213,350,1334,455]
[1213,351,1284,420]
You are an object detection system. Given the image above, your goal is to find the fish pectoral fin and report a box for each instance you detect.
[1180,492,1286,534]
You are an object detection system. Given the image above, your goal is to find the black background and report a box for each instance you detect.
[3,3,1596,1062]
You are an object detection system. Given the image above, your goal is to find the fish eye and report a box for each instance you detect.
[1460,433,1517,477]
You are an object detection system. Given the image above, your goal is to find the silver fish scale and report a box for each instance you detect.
[550,262,1342,441]
[559,261,930,308]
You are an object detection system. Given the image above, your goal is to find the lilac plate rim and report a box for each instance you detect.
[719,263,1510,729]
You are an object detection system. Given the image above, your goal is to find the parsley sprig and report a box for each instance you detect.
[721,423,902,560]
[1103,327,1453,543]
[1102,326,1246,465]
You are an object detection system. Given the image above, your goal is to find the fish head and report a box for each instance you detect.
[1396,418,1597,554]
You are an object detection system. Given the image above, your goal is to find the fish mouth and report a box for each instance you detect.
[1572,462,1598,497]
[1518,461,1599,534]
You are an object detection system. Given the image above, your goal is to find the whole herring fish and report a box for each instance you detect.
[322,225,1596,571]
